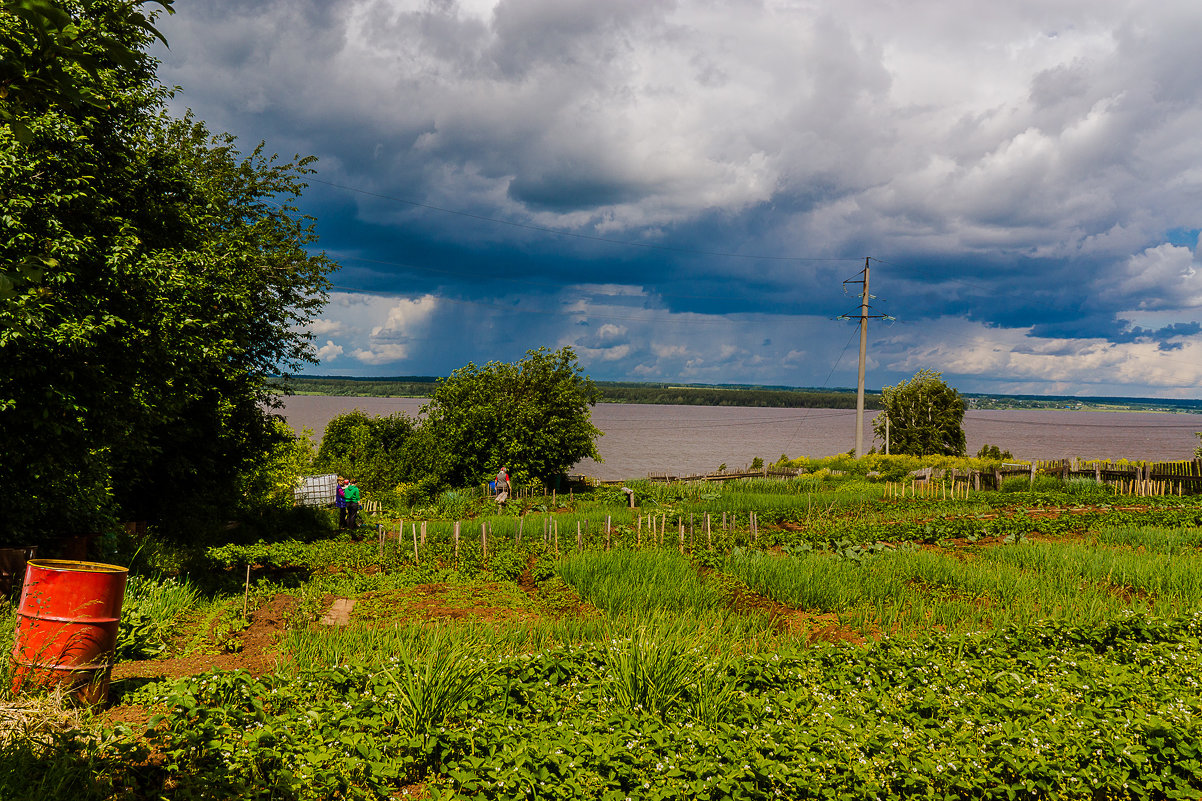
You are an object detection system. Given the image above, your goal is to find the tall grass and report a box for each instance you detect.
[556,549,726,615]
[720,537,1201,637]
[980,539,1202,611]
[283,617,613,669]
[0,603,16,700]
[598,623,740,722]
[282,605,786,670]
[1091,525,1202,553]
[117,575,203,659]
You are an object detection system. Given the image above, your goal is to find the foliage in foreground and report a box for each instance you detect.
[0,0,335,547]
[5,613,1202,800]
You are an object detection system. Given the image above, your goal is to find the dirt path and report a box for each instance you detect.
[110,593,297,684]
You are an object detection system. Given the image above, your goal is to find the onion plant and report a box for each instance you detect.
[379,625,493,749]
[556,549,726,615]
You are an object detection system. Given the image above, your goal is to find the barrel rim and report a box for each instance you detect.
[25,559,128,575]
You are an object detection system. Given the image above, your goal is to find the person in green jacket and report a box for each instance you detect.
[344,480,361,529]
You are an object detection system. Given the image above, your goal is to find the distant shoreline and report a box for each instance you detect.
[269,376,1202,414]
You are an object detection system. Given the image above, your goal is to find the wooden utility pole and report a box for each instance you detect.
[840,258,887,458]
[854,258,870,457]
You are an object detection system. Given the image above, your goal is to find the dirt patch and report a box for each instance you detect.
[517,555,539,598]
[109,593,296,684]
[790,611,871,645]
[319,597,356,626]
[355,582,540,626]
[101,594,297,726]
[408,584,534,623]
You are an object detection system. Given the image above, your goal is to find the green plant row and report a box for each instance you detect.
[17,612,1202,800]
[765,502,1202,548]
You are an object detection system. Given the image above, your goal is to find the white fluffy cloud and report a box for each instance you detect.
[1106,243,1202,310]
[878,316,1202,395]
[314,339,344,362]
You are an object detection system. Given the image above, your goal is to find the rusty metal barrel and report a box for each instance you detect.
[10,559,128,704]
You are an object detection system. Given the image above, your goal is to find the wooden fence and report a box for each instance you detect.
[904,458,1202,497]
[592,467,803,486]
[372,508,765,562]
[586,458,1202,497]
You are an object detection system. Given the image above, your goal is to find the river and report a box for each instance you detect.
[275,395,1202,481]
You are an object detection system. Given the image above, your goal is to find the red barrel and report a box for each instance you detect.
[10,559,128,704]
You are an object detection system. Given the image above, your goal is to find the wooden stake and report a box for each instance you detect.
[243,564,250,618]
[454,522,460,563]
[412,524,419,563]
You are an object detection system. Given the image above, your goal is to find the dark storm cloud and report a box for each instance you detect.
[149,0,1202,394]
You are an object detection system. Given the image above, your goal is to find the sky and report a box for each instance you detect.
[149,0,1202,398]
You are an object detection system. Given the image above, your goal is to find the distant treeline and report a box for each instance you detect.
[596,384,880,409]
[272,376,880,409]
[270,376,437,397]
[273,375,1202,414]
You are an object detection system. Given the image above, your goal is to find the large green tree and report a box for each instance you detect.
[872,369,967,457]
[421,347,603,488]
[0,0,334,545]
[313,410,418,497]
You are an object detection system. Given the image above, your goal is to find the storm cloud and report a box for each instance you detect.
[152,0,1202,397]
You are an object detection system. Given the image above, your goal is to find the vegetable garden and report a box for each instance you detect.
[5,473,1202,800]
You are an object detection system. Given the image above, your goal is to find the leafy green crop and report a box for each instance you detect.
[45,611,1197,800]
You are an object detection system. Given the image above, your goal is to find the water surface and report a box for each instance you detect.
[276,395,1202,481]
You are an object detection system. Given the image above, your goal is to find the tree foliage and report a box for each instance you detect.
[419,347,602,488]
[976,443,1013,461]
[872,369,967,457]
[0,0,172,297]
[0,0,334,546]
[309,349,603,502]
[313,410,418,497]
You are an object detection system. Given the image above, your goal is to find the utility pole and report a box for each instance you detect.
[854,258,870,457]
[839,258,888,458]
